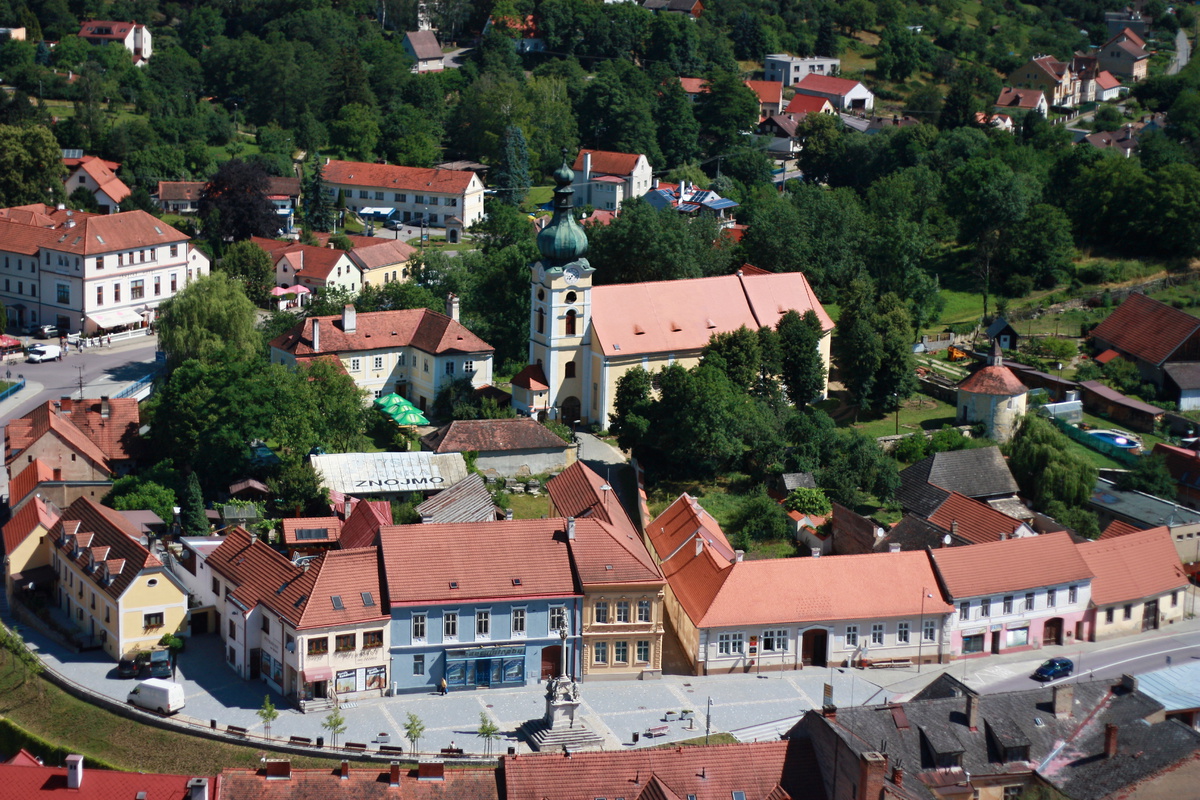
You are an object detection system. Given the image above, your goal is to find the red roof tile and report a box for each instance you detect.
[5,398,138,473]
[421,418,569,454]
[3,748,43,766]
[1099,519,1143,540]
[794,73,866,96]
[3,495,59,555]
[679,77,708,94]
[1096,70,1122,90]
[0,759,194,798]
[573,149,644,176]
[928,492,1030,544]
[929,530,1093,598]
[207,527,308,625]
[379,519,577,605]
[338,500,392,550]
[281,516,342,547]
[73,156,130,203]
[8,458,53,506]
[217,764,498,800]
[503,740,808,800]
[646,494,736,565]
[590,271,832,358]
[1091,293,1200,367]
[958,365,1027,396]
[1094,348,1121,365]
[784,94,833,114]
[156,181,204,202]
[996,87,1046,110]
[54,497,165,600]
[271,308,492,357]
[1077,527,1187,605]
[60,396,140,461]
[744,79,782,106]
[511,363,548,391]
[324,159,478,194]
[295,547,388,629]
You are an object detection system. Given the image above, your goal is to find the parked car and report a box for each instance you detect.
[29,324,58,339]
[1032,657,1074,681]
[26,344,61,362]
[148,648,173,679]
[127,678,186,714]
[117,651,150,678]
[384,219,403,231]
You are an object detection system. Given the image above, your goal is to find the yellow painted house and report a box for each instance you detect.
[3,496,61,606]
[50,497,188,660]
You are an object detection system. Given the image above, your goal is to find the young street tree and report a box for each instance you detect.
[477,712,501,756]
[322,705,348,747]
[404,712,426,755]
[257,695,280,739]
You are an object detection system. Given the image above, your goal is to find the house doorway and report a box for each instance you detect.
[1142,600,1159,631]
[1043,618,1064,646]
[541,645,562,680]
[991,631,1001,654]
[801,629,828,667]
[560,397,581,427]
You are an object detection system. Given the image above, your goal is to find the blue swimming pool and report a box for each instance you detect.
[1089,430,1139,449]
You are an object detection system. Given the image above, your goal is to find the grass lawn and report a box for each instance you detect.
[501,491,550,519]
[671,732,739,747]
[844,394,958,439]
[524,186,553,209]
[0,650,344,775]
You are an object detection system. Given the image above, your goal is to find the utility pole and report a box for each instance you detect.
[76,365,85,401]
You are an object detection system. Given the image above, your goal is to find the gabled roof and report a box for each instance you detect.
[379,519,577,605]
[338,499,393,549]
[996,86,1046,110]
[54,497,165,600]
[3,748,43,766]
[1099,518,1143,539]
[699,550,949,628]
[5,400,118,474]
[207,527,308,624]
[590,270,832,358]
[323,159,477,194]
[0,759,195,798]
[421,418,569,454]
[502,740,813,800]
[547,461,662,586]
[281,516,342,547]
[1091,293,1200,366]
[347,238,416,270]
[927,492,1030,545]
[1151,442,1200,490]
[899,447,1019,513]
[928,530,1093,598]
[72,156,130,203]
[156,181,204,202]
[1077,527,1187,605]
[8,457,55,507]
[403,29,442,61]
[294,547,388,628]
[794,73,867,97]
[511,363,548,391]
[415,473,498,524]
[273,243,356,282]
[744,79,782,106]
[271,307,492,357]
[78,19,142,39]
[58,396,140,461]
[573,149,645,176]
[1031,55,1070,82]
[217,763,498,800]
[784,94,834,114]
[3,495,59,555]
[1163,362,1200,390]
[958,364,1027,396]
[679,77,708,95]
[1096,70,1122,90]
[646,494,736,565]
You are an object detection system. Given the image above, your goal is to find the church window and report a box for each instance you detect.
[565,361,576,378]
[565,291,577,304]
[537,289,545,301]
[565,310,577,336]
[537,308,545,335]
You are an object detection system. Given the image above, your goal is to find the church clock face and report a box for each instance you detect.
[564,266,581,284]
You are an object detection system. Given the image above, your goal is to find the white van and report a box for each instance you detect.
[26,344,61,363]
[127,678,186,714]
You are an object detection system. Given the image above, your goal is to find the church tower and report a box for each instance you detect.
[513,157,594,424]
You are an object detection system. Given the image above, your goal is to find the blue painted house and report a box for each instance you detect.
[380,518,583,693]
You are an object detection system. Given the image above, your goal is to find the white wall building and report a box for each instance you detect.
[764,54,840,84]
[323,160,485,229]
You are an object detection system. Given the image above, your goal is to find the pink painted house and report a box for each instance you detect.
[928,532,1094,659]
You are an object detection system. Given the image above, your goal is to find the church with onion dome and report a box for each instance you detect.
[511,155,835,428]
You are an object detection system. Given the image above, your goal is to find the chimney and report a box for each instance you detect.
[1053,683,1074,718]
[822,704,837,720]
[312,319,321,353]
[892,766,904,787]
[965,691,980,731]
[652,177,660,190]
[59,396,72,414]
[734,549,745,563]
[1104,723,1119,758]
[418,761,445,781]
[583,151,592,179]
[811,547,821,558]
[343,304,357,334]
[187,778,210,800]
[857,752,888,800]
[265,760,292,780]
[950,521,959,541]
[1120,673,1138,693]
[889,543,901,553]
[65,755,83,789]
[999,531,1006,541]
[445,292,460,322]
[420,513,434,524]
[340,760,350,780]
[53,468,62,481]
[695,537,704,557]
[100,396,110,418]
[504,508,513,521]
[389,761,402,787]
[567,517,575,539]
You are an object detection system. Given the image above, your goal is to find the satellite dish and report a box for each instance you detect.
[942,534,952,546]
[286,641,295,652]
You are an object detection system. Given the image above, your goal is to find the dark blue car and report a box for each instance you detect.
[1033,657,1074,681]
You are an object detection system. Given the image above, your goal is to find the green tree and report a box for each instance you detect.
[1005,415,1098,511]
[199,159,281,247]
[701,326,762,392]
[404,711,426,755]
[494,125,531,206]
[0,124,66,207]
[777,310,827,406]
[330,103,381,162]
[876,26,924,81]
[104,478,177,526]
[656,78,701,168]
[68,186,100,213]
[322,705,348,747]
[729,488,791,547]
[1115,455,1177,498]
[257,695,280,739]
[832,281,884,413]
[157,273,261,367]
[819,429,901,507]
[695,71,759,155]
[784,486,832,516]
[477,712,501,756]
[609,366,654,451]
[269,455,330,518]
[220,241,275,307]
[303,157,336,232]
[180,472,208,536]
[793,113,844,186]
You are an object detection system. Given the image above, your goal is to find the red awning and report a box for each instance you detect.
[303,666,333,683]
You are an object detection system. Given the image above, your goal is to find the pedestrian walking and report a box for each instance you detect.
[439,677,447,696]
[107,335,111,347]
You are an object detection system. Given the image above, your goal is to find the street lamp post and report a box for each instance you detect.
[917,586,929,672]
[894,393,900,436]
[705,697,713,745]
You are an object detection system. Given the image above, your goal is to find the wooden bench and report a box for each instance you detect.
[344,742,368,751]
[226,725,248,737]
[867,658,913,669]
[440,747,465,757]
[644,725,670,738]
[289,736,312,746]
[379,745,407,756]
